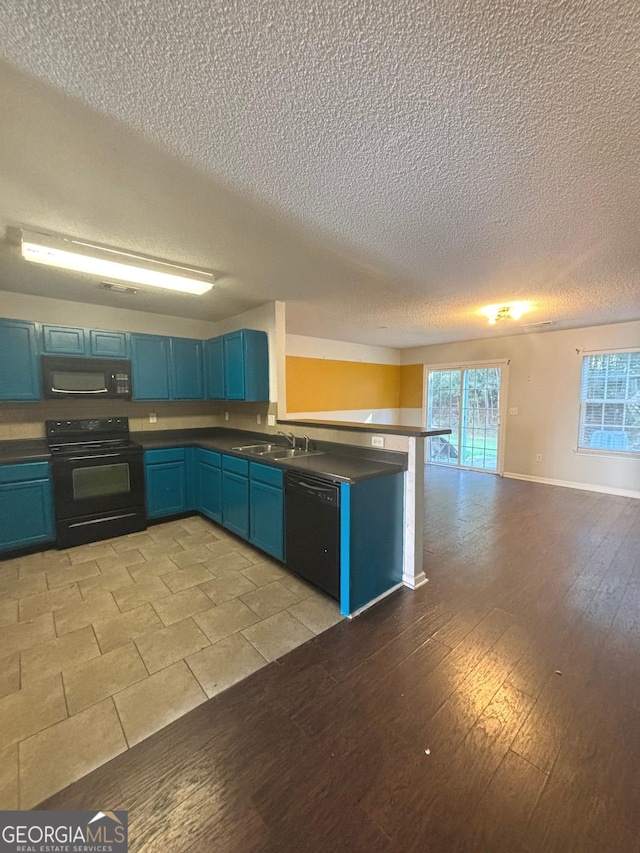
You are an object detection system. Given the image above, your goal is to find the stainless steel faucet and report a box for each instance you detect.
[303,434,311,452]
[277,430,297,448]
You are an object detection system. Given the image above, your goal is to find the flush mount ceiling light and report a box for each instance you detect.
[479,301,533,325]
[20,229,216,295]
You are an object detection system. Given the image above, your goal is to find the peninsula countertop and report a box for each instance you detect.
[133,428,408,484]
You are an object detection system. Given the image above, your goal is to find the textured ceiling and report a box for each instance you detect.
[1,0,639,347]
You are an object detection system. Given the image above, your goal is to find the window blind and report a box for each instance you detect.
[579,351,640,453]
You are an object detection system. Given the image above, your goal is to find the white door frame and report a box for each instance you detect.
[422,359,510,475]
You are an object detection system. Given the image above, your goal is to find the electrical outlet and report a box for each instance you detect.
[536,453,543,462]
[509,407,518,415]
[371,436,385,448]
[224,411,229,421]
[256,414,261,425]
[149,412,157,424]
[267,414,275,427]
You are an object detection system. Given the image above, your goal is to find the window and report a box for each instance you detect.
[579,351,640,454]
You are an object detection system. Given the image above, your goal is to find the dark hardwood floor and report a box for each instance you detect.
[40,466,640,851]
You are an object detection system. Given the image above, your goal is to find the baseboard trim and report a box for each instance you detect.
[503,472,640,500]
[402,572,429,590]
[347,582,404,618]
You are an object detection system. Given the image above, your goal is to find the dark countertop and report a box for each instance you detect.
[133,428,407,484]
[0,428,408,484]
[0,438,51,464]
[277,418,452,438]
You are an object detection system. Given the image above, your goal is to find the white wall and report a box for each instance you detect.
[286,334,400,365]
[0,291,218,339]
[403,319,640,497]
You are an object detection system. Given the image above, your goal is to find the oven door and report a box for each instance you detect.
[51,450,145,520]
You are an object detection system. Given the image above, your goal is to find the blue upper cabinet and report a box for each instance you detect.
[0,319,41,401]
[42,324,86,355]
[223,331,245,400]
[131,334,205,401]
[42,325,128,358]
[89,329,128,358]
[205,337,225,399]
[131,334,171,400]
[171,338,204,400]
[214,329,269,402]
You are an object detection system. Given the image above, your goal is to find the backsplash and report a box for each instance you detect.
[0,399,409,452]
[0,400,221,439]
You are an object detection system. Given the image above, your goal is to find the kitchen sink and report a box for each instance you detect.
[231,443,279,454]
[262,448,324,459]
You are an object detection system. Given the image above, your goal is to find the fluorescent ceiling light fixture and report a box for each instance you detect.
[479,301,533,325]
[20,230,215,295]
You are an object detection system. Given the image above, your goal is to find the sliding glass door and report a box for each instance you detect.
[426,364,505,473]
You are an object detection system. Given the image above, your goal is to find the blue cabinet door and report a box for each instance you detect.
[223,331,245,400]
[145,459,187,518]
[0,464,55,552]
[89,330,128,358]
[205,337,225,399]
[131,334,171,400]
[42,325,87,355]
[0,319,40,401]
[242,329,269,402]
[249,478,284,560]
[222,469,249,538]
[195,450,222,522]
[170,338,204,400]
[223,330,269,401]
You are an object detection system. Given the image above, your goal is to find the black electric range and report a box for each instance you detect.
[46,417,147,548]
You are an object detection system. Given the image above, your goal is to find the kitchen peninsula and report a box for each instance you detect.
[278,418,452,595]
[0,425,434,617]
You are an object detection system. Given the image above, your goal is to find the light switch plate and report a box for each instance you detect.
[267,414,276,427]
[509,407,518,415]
[224,411,229,421]
[149,412,157,423]
[371,436,385,448]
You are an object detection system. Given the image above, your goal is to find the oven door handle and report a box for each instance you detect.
[51,388,109,394]
[68,512,139,528]
[66,453,122,461]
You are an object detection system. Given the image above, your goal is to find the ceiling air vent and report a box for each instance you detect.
[521,320,557,329]
[100,281,138,295]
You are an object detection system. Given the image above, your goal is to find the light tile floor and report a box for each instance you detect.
[0,516,343,809]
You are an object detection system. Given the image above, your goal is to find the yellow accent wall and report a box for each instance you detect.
[400,364,424,408]
[286,356,401,412]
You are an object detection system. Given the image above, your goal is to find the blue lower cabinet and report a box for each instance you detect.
[0,462,55,552]
[144,448,188,518]
[249,463,284,560]
[339,473,404,616]
[221,455,249,538]
[195,449,222,522]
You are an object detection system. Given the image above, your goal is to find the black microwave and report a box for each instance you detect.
[42,356,132,400]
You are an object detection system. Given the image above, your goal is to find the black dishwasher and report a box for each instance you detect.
[285,471,340,600]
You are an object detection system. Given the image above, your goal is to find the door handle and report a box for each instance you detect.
[51,388,109,394]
